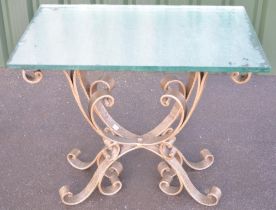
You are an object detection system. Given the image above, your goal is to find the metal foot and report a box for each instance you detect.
[166,157,222,206]
[59,144,123,205]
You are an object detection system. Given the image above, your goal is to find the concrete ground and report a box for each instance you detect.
[0,68,275,210]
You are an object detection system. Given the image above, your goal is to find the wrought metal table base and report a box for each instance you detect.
[22,70,251,207]
[59,142,221,206]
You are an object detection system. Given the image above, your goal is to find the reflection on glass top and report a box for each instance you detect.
[7,5,270,72]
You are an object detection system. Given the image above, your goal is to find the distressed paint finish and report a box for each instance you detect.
[0,0,274,72]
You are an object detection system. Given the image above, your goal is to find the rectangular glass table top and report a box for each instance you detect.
[7,5,270,72]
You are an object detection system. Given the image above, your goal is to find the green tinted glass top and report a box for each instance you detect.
[7,5,270,72]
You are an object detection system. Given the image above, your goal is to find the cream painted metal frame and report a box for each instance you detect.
[22,69,251,206]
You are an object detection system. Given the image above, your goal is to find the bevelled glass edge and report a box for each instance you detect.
[6,4,272,73]
[6,5,44,67]
[242,6,272,72]
[38,4,246,9]
[7,64,271,73]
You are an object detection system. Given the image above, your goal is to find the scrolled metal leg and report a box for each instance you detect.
[61,71,222,206]
[178,148,214,171]
[157,161,184,195]
[147,143,221,206]
[159,141,213,171]
[67,148,99,170]
[59,158,113,205]
[166,156,222,206]
[59,144,122,205]
[98,161,123,195]
[22,70,43,84]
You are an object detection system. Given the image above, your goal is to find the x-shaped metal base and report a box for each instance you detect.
[59,141,221,206]
[21,69,251,206]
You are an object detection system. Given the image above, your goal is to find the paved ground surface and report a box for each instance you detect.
[0,68,275,210]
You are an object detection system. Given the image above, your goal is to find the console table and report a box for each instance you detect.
[7,5,270,207]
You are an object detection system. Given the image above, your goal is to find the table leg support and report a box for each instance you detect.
[19,69,252,207]
[59,142,221,206]
[57,70,224,206]
[59,143,127,205]
[155,144,221,206]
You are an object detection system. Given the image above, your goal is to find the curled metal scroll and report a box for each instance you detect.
[146,144,222,206]
[60,143,139,205]
[59,143,123,205]
[66,144,120,170]
[158,161,184,196]
[231,72,252,84]
[176,148,214,171]
[98,161,123,195]
[64,71,137,144]
[89,89,115,137]
[143,72,208,144]
[22,70,43,84]
[166,157,222,206]
[64,71,208,145]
